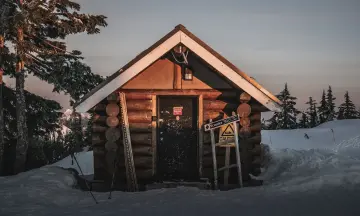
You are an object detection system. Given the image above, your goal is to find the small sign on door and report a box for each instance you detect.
[173,107,183,115]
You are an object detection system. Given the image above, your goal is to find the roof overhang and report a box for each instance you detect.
[75,26,282,113]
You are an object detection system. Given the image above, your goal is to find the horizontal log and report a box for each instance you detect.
[117,156,153,168]
[249,113,261,121]
[118,145,153,156]
[129,133,152,145]
[249,104,268,112]
[116,169,153,180]
[126,100,152,111]
[116,90,239,100]
[204,111,224,121]
[129,122,152,133]
[94,111,152,124]
[94,100,152,111]
[92,134,106,146]
[92,122,151,133]
[203,100,238,110]
[93,147,105,156]
[93,124,107,133]
[94,134,152,147]
[93,103,107,112]
[250,144,262,156]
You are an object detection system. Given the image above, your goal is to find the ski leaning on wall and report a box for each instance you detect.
[119,92,138,191]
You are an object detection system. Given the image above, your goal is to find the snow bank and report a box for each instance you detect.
[49,151,94,175]
[262,119,360,150]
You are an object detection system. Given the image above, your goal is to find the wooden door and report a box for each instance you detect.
[157,96,198,181]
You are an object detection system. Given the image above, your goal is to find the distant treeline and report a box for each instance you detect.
[262,84,360,130]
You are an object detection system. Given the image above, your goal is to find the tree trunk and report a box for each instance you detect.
[0,0,8,175]
[0,77,3,174]
[14,71,28,174]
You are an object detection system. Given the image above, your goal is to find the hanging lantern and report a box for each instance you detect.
[173,44,187,56]
[183,67,193,81]
[0,35,4,48]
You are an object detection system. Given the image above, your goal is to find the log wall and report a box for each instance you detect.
[91,89,267,187]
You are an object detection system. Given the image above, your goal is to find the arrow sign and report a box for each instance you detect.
[204,115,239,131]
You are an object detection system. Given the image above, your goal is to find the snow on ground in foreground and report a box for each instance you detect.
[1,120,360,215]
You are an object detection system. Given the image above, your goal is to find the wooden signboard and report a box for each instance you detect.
[204,115,239,131]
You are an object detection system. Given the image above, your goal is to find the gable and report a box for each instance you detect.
[74,25,281,113]
[122,54,233,90]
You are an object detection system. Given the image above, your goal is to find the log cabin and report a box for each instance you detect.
[74,24,282,190]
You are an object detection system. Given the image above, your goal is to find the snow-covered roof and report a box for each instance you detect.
[74,24,282,113]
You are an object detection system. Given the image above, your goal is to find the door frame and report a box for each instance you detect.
[155,95,200,181]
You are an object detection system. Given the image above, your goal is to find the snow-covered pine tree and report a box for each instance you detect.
[326,86,337,121]
[318,90,328,124]
[298,112,309,128]
[266,83,300,129]
[1,0,107,173]
[305,97,319,128]
[337,91,358,120]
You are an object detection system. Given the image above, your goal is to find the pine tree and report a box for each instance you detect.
[298,113,309,128]
[266,83,300,129]
[337,91,358,119]
[326,86,337,121]
[318,90,328,124]
[2,84,61,174]
[306,97,319,128]
[1,0,107,173]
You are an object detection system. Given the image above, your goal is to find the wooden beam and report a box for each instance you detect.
[151,95,157,176]
[174,63,182,89]
[198,94,204,177]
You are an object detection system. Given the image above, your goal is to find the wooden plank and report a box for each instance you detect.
[224,147,231,186]
[198,94,204,177]
[151,95,157,176]
[209,119,218,189]
[126,100,152,111]
[117,90,238,100]
[232,112,243,188]
[174,63,182,89]
[204,115,239,131]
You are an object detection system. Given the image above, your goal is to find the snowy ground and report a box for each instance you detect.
[1,120,360,216]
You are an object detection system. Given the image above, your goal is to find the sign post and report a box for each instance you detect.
[204,113,243,189]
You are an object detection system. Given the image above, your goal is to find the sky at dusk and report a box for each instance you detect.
[4,0,360,111]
